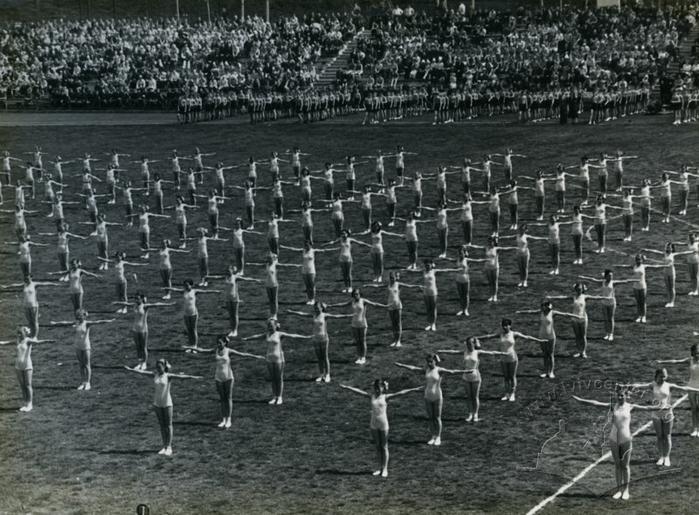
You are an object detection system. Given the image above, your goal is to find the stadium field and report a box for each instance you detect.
[0,114,697,514]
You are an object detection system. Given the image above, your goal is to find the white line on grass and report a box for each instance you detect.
[525,394,689,515]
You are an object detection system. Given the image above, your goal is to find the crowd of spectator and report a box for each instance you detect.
[0,13,358,108]
[677,8,699,85]
[337,5,695,103]
[0,3,697,122]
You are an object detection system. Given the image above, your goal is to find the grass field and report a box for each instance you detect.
[0,114,698,514]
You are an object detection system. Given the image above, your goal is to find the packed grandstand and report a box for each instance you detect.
[0,2,697,123]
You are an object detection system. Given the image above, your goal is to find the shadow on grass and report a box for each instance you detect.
[34,385,75,391]
[98,449,156,455]
[315,468,370,476]
[402,326,434,332]
[391,438,429,446]
[0,406,21,412]
[234,398,277,404]
[173,420,213,427]
[558,492,603,499]
[441,417,469,423]
[285,375,321,383]
[481,395,509,401]
[332,358,359,365]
